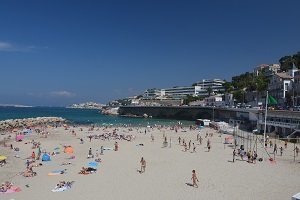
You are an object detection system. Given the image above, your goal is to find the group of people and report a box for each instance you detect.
[233,149,258,163]
[79,167,97,174]
[86,132,134,142]
[0,181,13,192]
[54,181,72,189]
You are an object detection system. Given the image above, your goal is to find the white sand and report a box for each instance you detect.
[1,126,299,200]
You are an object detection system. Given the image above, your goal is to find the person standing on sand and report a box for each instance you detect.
[294,146,299,157]
[192,143,196,153]
[140,157,146,173]
[178,137,181,145]
[188,140,191,150]
[284,141,287,149]
[280,146,283,156]
[31,151,36,161]
[199,136,202,145]
[191,170,199,188]
[184,142,187,152]
[151,134,154,142]
[274,143,277,155]
[88,148,93,158]
[114,142,118,151]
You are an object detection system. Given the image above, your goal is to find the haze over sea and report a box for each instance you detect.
[0,107,192,126]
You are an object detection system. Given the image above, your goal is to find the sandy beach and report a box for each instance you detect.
[1,125,299,200]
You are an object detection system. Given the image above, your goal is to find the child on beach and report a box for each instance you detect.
[192,143,196,153]
[184,142,187,152]
[140,157,146,173]
[191,170,199,188]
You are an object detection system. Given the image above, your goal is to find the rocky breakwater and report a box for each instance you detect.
[0,117,66,131]
[101,107,119,115]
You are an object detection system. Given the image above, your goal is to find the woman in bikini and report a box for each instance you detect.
[191,170,199,188]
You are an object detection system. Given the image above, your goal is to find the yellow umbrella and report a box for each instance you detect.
[0,155,7,161]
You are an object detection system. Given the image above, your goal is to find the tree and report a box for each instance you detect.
[207,87,213,96]
[223,81,234,93]
[183,95,204,105]
[279,56,294,72]
[233,90,244,103]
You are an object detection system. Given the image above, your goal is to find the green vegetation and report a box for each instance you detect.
[279,51,300,72]
[223,71,268,103]
[183,95,204,105]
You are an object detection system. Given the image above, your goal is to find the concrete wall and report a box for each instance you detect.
[118,106,256,130]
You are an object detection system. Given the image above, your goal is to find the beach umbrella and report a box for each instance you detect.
[64,146,74,154]
[87,161,98,168]
[42,153,51,161]
[0,155,7,161]
[16,135,24,141]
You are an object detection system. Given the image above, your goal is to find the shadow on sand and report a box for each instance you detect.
[185,183,193,187]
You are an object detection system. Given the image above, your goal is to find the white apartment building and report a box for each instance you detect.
[195,79,225,96]
[268,72,292,104]
[143,88,163,99]
[161,86,202,98]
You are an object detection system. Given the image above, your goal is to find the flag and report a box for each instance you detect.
[268,95,277,105]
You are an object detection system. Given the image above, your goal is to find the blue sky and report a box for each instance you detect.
[0,0,299,106]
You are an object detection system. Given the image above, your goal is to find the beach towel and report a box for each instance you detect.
[51,182,74,192]
[87,162,98,168]
[48,169,66,176]
[0,186,21,194]
[51,186,70,192]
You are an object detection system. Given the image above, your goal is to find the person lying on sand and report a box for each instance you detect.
[0,181,13,192]
[23,168,37,177]
[78,167,96,174]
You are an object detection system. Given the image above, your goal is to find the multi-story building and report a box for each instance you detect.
[161,86,202,98]
[291,64,300,106]
[143,88,163,99]
[268,72,293,105]
[143,79,225,100]
[254,64,281,77]
[195,79,225,96]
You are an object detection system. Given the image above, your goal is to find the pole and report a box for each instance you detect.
[255,135,258,153]
[213,107,215,122]
[264,91,268,154]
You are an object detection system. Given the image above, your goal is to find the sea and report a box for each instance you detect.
[0,107,193,126]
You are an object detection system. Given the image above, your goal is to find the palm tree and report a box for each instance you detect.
[207,87,213,96]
